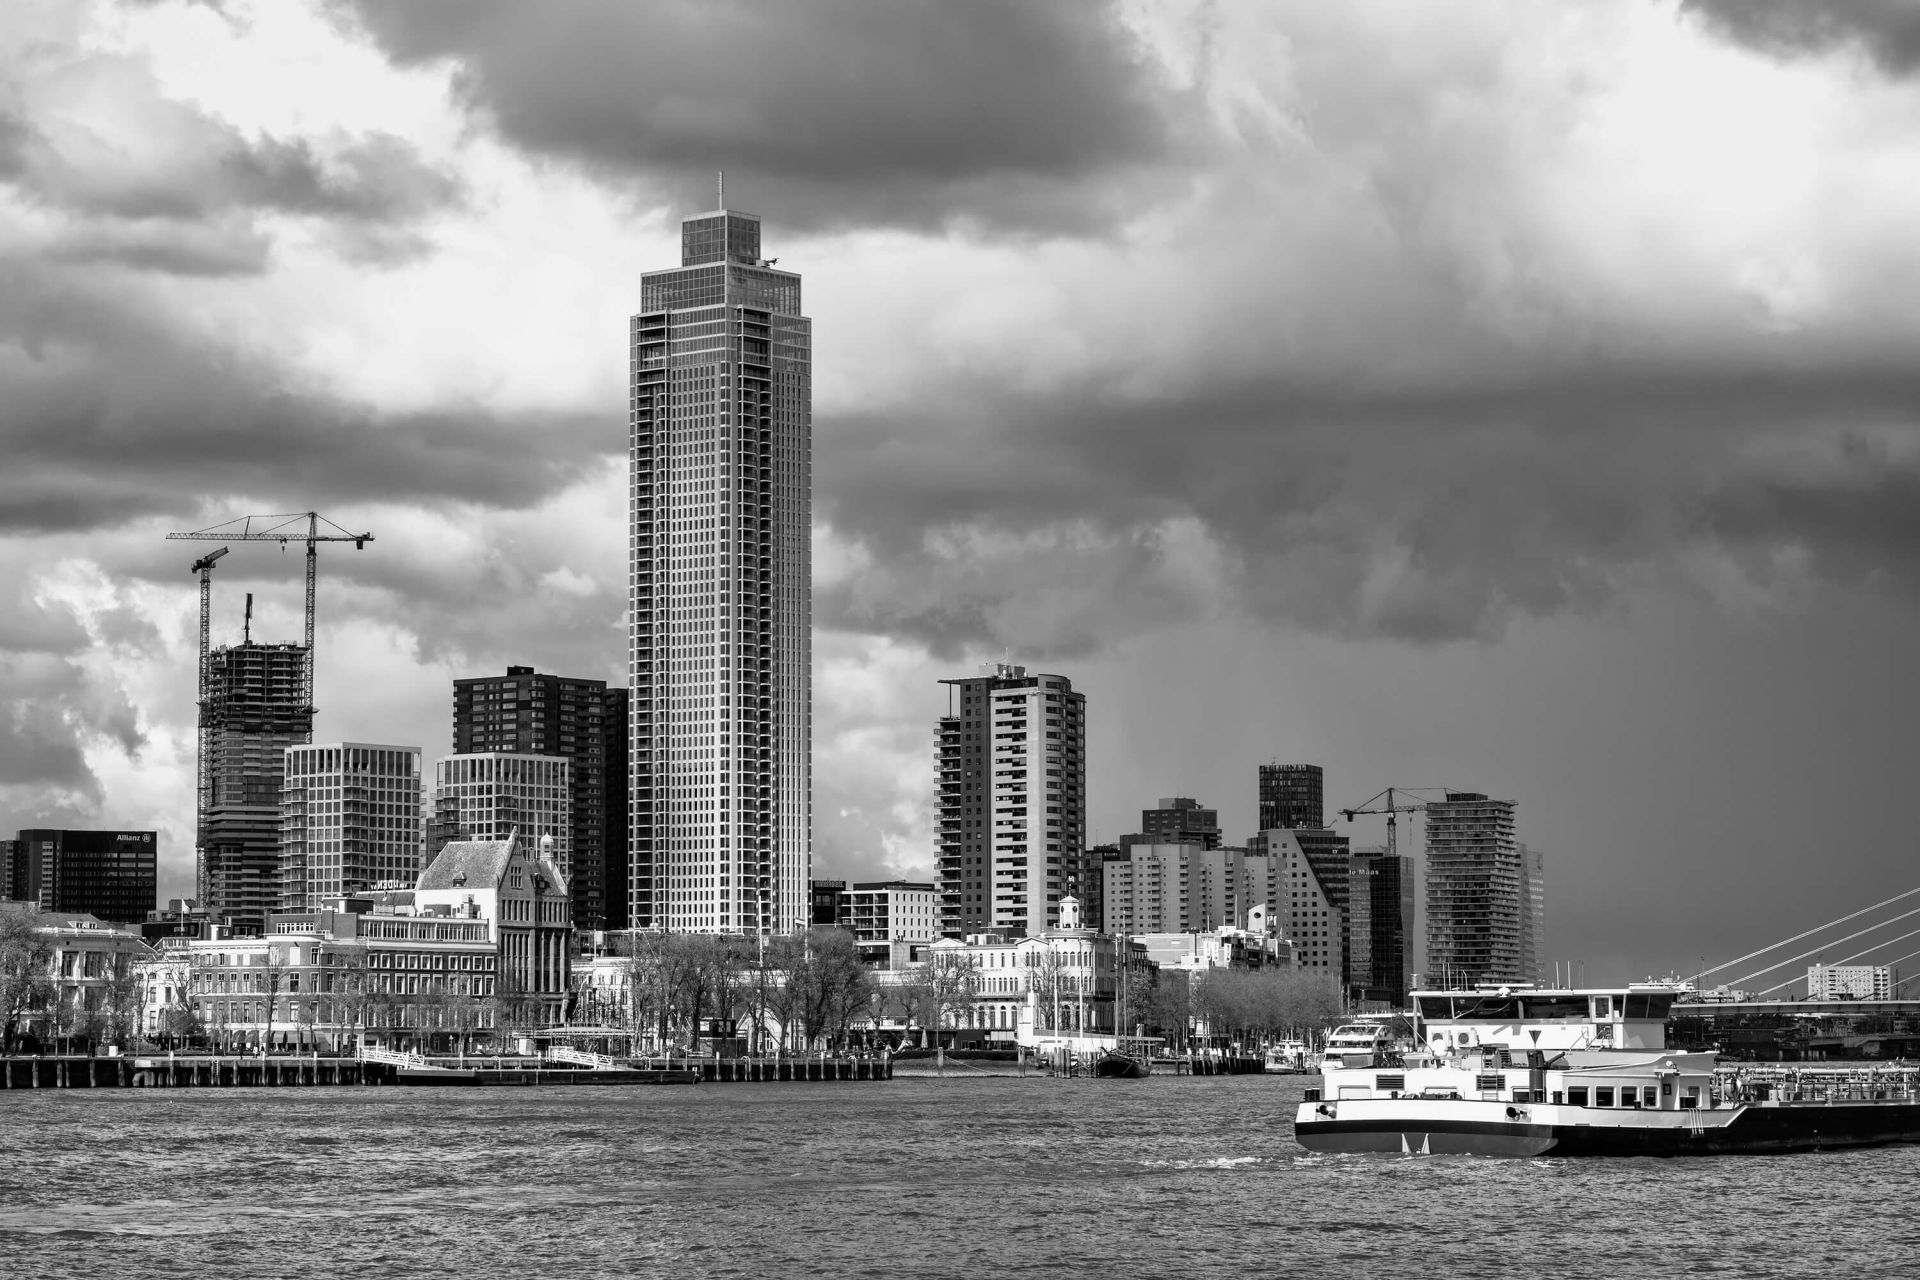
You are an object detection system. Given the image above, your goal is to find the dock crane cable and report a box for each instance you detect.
[1727,904,1920,993]
[1688,884,1920,986]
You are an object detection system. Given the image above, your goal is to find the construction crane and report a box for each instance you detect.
[1337,787,1449,858]
[167,512,374,714]
[188,547,229,904]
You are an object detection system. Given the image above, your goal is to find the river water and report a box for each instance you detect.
[2,1074,1915,1278]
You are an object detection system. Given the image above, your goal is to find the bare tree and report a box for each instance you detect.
[100,951,144,1051]
[0,912,55,1054]
[256,946,292,1054]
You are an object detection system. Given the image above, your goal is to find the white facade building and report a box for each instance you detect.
[280,743,422,911]
[1265,829,1345,984]
[842,881,940,946]
[1807,964,1894,1000]
[432,753,573,878]
[630,204,812,936]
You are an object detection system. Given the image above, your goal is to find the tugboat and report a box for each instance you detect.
[1294,983,1920,1157]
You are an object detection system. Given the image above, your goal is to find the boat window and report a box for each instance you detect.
[1416,996,1453,1020]
[1520,995,1589,1021]
[1591,996,1613,1018]
[1626,992,1678,1020]
[1619,1088,1639,1109]
[1567,1087,1589,1106]
[1453,996,1521,1021]
[1595,1086,1615,1107]
[1680,1086,1700,1111]
[1643,1087,1658,1107]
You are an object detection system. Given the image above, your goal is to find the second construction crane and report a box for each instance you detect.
[1338,787,1450,858]
[168,511,374,713]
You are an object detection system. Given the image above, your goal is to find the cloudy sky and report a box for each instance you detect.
[6,0,1919,987]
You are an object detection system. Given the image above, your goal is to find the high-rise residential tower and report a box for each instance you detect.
[937,664,1086,938]
[1258,762,1324,831]
[451,667,626,932]
[630,204,812,935]
[279,743,422,910]
[1424,791,1535,987]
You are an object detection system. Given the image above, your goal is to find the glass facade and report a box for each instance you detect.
[279,743,423,911]
[1424,792,1538,986]
[630,207,812,935]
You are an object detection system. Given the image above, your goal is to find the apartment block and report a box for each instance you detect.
[936,665,1086,937]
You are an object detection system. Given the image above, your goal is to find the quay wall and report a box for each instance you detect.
[0,1054,891,1089]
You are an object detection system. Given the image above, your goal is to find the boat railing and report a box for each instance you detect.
[357,1044,430,1069]
[1711,1065,1920,1106]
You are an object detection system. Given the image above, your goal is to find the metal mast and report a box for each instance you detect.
[188,547,229,904]
[167,511,374,727]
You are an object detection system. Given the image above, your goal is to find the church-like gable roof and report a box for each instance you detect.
[418,837,516,891]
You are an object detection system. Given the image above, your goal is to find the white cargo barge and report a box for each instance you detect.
[1293,985,1920,1157]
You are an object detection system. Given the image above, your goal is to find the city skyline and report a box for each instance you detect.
[7,2,1920,982]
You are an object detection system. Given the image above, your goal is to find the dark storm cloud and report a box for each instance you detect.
[0,261,611,537]
[0,52,462,279]
[1682,0,1920,74]
[816,363,1920,653]
[46,222,270,277]
[327,0,1182,233]
[8,111,460,227]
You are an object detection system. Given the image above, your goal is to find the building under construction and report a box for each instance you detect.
[200,641,311,935]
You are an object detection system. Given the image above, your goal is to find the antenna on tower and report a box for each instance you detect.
[717,169,725,209]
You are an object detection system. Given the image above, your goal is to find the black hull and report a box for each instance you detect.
[1297,1104,1920,1157]
[1091,1054,1150,1079]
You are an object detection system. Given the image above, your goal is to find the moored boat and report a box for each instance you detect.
[1294,983,1920,1157]
[1091,1046,1151,1079]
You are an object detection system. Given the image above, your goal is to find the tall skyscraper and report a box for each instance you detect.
[451,667,626,932]
[431,753,573,873]
[937,664,1086,937]
[1349,847,1416,1006]
[1424,791,1532,987]
[10,830,157,925]
[1259,762,1324,831]
[200,641,311,934]
[630,203,812,935]
[279,743,422,910]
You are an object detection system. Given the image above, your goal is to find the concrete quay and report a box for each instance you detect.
[0,1053,892,1089]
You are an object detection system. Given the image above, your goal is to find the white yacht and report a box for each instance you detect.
[1294,984,1920,1157]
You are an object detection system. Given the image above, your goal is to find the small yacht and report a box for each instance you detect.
[1263,1040,1310,1073]
[1294,984,1920,1157]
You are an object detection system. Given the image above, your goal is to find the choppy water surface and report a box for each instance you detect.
[3,1075,1917,1278]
